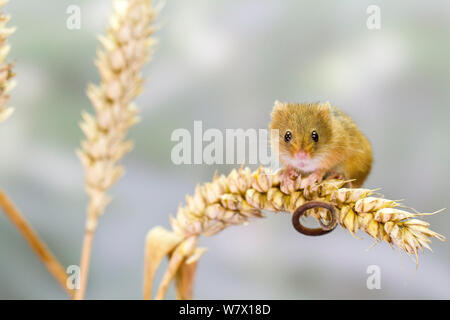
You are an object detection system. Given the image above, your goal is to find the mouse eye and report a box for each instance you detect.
[311,130,319,142]
[284,131,292,143]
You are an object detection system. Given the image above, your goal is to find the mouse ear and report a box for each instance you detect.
[272,100,285,111]
[319,101,332,109]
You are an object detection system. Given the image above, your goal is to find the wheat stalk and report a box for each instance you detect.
[0,190,74,297]
[76,0,158,300]
[144,167,446,299]
[0,1,74,297]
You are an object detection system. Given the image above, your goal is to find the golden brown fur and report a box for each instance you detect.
[269,101,373,187]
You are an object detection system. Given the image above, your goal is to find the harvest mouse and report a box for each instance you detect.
[269,101,373,188]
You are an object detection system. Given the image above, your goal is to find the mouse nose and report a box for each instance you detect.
[294,151,309,160]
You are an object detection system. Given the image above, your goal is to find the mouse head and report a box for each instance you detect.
[269,101,333,172]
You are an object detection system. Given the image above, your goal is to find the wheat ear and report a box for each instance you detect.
[0,0,15,122]
[144,167,446,299]
[0,1,74,297]
[76,0,157,300]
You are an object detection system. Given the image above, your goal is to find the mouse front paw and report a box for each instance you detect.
[280,166,299,193]
[300,170,325,189]
[281,166,299,180]
[326,171,345,180]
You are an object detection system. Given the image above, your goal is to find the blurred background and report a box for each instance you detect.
[0,0,449,299]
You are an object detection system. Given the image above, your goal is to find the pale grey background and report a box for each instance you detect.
[0,0,449,299]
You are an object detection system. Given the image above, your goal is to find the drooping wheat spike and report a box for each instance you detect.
[171,167,445,256]
[0,0,15,122]
[76,0,158,300]
[144,167,446,299]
